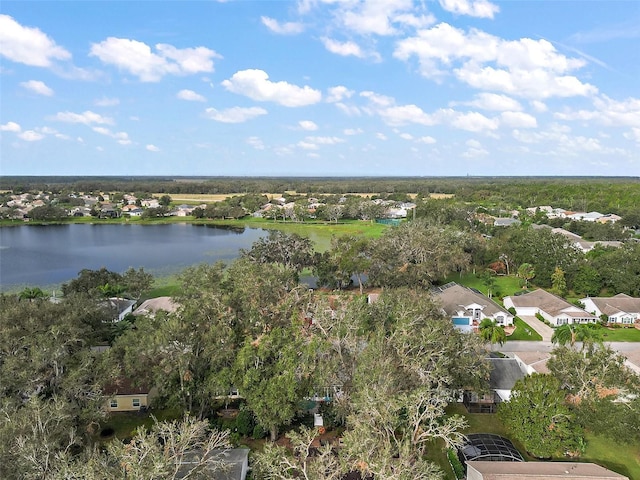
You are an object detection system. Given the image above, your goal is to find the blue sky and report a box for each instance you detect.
[1,0,639,177]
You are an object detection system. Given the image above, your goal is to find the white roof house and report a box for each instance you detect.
[433,283,514,333]
[503,289,597,327]
[581,294,640,325]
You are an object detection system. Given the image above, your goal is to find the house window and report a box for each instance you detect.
[496,316,504,325]
[110,399,118,408]
[132,398,141,408]
[623,317,632,324]
[557,318,568,325]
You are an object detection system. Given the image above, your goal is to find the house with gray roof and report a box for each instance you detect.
[463,357,526,413]
[503,289,597,327]
[581,293,640,325]
[433,283,514,333]
[466,460,628,480]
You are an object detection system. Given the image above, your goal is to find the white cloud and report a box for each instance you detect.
[18,130,45,141]
[448,110,499,132]
[554,95,640,127]
[146,144,160,152]
[0,15,71,67]
[417,136,436,144]
[321,37,364,58]
[530,100,548,113]
[326,86,354,103]
[399,132,414,140]
[305,136,345,145]
[92,126,131,145]
[361,91,395,108]
[500,111,538,128]
[204,106,268,123]
[624,127,640,143]
[299,120,318,131]
[376,132,388,140]
[53,110,114,125]
[394,22,597,99]
[90,37,220,82]
[20,80,54,96]
[94,97,120,107]
[297,141,318,150]
[438,0,499,19]
[378,104,435,126]
[344,128,364,135]
[177,89,206,102]
[0,121,21,132]
[222,69,321,107]
[462,93,522,112]
[261,16,304,35]
[246,136,265,150]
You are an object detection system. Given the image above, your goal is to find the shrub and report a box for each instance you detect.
[252,424,267,439]
[447,448,465,479]
[235,408,254,437]
[508,307,517,315]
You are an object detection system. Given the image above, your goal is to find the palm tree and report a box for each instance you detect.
[19,287,47,301]
[551,323,603,347]
[479,319,507,350]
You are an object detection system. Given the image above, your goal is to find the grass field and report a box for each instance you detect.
[599,326,640,342]
[507,317,543,341]
[443,272,524,299]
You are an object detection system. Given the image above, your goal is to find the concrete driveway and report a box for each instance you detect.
[518,315,554,342]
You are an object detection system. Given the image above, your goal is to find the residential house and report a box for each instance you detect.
[581,293,640,325]
[597,213,622,223]
[466,461,628,480]
[463,358,525,413]
[503,289,597,327]
[105,297,137,322]
[104,378,156,412]
[493,218,520,227]
[511,351,551,375]
[433,283,514,333]
[567,211,604,222]
[133,296,179,317]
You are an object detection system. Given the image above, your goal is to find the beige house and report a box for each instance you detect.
[581,293,640,325]
[503,289,597,327]
[466,460,628,480]
[104,378,156,412]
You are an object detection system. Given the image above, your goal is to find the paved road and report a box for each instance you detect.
[504,340,640,354]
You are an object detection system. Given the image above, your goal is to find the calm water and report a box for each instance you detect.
[0,224,268,291]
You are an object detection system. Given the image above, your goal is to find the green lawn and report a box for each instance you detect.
[443,272,524,300]
[507,317,543,341]
[97,408,183,441]
[599,327,640,342]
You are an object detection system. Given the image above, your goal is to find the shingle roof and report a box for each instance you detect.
[466,460,628,479]
[587,294,640,316]
[507,289,595,319]
[489,358,525,390]
[433,283,510,318]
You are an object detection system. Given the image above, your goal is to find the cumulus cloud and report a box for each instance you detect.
[261,16,304,35]
[417,136,436,144]
[92,126,131,145]
[177,89,206,102]
[90,37,220,82]
[0,15,71,67]
[394,22,597,99]
[146,144,160,152]
[18,130,45,141]
[321,37,365,58]
[376,132,388,140]
[344,128,364,135]
[438,0,499,19]
[222,69,321,107]
[448,110,499,132]
[326,86,354,103]
[94,97,120,107]
[554,95,640,127]
[461,93,522,111]
[204,106,268,123]
[53,110,114,125]
[500,111,537,128]
[305,136,345,145]
[20,80,54,96]
[378,104,436,126]
[246,136,265,150]
[299,120,318,131]
[0,121,21,132]
[624,127,640,143]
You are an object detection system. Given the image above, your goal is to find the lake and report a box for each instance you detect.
[0,224,269,292]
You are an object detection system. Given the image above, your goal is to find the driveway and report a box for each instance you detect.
[518,315,554,342]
